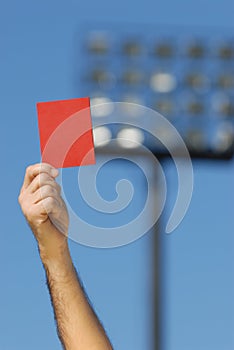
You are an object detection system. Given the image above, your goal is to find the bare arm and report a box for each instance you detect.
[18,163,113,350]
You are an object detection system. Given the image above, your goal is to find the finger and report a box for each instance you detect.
[36,196,61,216]
[28,172,61,194]
[33,185,61,205]
[22,163,59,190]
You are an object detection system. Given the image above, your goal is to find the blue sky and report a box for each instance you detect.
[1,0,234,349]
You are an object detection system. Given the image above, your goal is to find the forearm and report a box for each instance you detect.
[40,243,113,350]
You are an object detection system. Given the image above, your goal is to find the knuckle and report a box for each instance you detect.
[38,172,49,184]
[21,202,31,217]
[26,165,34,174]
[26,205,34,218]
[45,197,57,209]
[18,192,27,207]
[55,183,61,193]
[43,184,51,192]
[41,184,56,197]
[49,197,57,206]
[26,165,33,175]
[49,185,57,195]
[18,193,22,204]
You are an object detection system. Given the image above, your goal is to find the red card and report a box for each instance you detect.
[37,97,95,168]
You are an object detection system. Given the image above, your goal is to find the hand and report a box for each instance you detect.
[18,163,69,259]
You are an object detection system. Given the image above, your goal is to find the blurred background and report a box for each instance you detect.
[1,0,234,349]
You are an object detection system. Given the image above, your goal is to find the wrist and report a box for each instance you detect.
[34,220,69,261]
[40,241,75,282]
[39,237,70,265]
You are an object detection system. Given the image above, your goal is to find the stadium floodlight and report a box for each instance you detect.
[77,25,234,160]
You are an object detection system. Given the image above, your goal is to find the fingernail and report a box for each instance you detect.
[51,168,59,177]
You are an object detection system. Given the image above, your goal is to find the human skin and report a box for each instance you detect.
[18,163,113,350]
